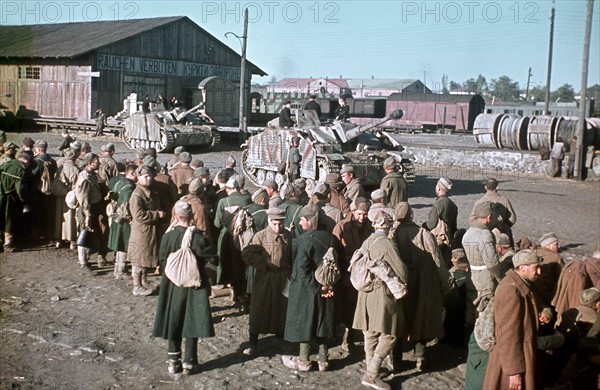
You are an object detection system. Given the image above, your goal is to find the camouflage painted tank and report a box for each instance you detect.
[241,109,415,190]
[122,103,220,153]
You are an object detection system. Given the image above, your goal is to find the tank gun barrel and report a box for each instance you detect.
[174,102,205,122]
[344,109,403,140]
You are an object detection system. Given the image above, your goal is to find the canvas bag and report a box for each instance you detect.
[164,226,202,288]
[474,296,496,352]
[431,212,450,247]
[39,160,53,195]
[314,238,341,286]
[348,236,384,292]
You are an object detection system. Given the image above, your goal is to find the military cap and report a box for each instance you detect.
[22,136,34,147]
[438,177,453,191]
[191,159,204,168]
[283,99,292,105]
[512,249,540,268]
[299,203,319,219]
[340,165,354,174]
[174,200,193,218]
[451,248,466,260]
[262,179,278,191]
[81,153,98,166]
[394,201,411,220]
[17,150,32,161]
[325,173,342,185]
[473,201,493,218]
[351,197,370,211]
[371,189,386,201]
[539,232,558,248]
[135,165,153,176]
[313,182,330,197]
[188,178,203,195]
[34,139,47,148]
[63,148,76,159]
[484,178,499,190]
[101,143,115,152]
[4,141,18,150]
[174,146,185,154]
[291,136,300,144]
[580,287,600,306]
[497,233,511,248]
[142,155,157,168]
[266,207,286,220]
[179,152,192,163]
[383,157,397,169]
[372,211,392,229]
[293,178,306,190]
[517,236,533,250]
[252,188,268,203]
[225,178,239,189]
[194,167,210,177]
[226,155,236,166]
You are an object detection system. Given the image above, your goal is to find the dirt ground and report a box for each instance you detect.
[1,131,598,390]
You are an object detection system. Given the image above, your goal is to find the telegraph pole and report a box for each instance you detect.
[575,0,594,180]
[544,4,555,114]
[525,67,532,101]
[239,8,248,134]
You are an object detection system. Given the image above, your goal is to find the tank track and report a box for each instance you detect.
[122,128,175,153]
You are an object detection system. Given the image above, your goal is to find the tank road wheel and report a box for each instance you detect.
[210,129,221,147]
[256,169,267,185]
[122,131,135,150]
[275,173,286,187]
[158,130,175,153]
[305,178,316,194]
[240,149,260,187]
[590,154,600,180]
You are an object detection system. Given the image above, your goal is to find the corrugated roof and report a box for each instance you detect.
[346,78,420,90]
[275,78,350,89]
[0,16,184,58]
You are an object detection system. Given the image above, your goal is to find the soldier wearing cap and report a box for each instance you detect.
[166,146,185,172]
[75,142,92,168]
[21,136,34,153]
[304,94,322,118]
[484,250,542,390]
[557,287,600,344]
[277,183,304,238]
[58,130,75,156]
[311,182,342,232]
[340,165,366,205]
[213,177,252,302]
[31,139,58,241]
[144,156,178,224]
[462,200,501,390]
[240,207,292,356]
[333,197,373,352]
[354,211,408,390]
[262,179,282,209]
[368,188,394,222]
[279,99,295,128]
[98,143,118,185]
[389,201,449,372]
[445,248,477,347]
[194,167,217,215]
[286,136,301,182]
[282,203,338,372]
[54,148,81,251]
[127,164,166,296]
[426,178,458,261]
[93,108,106,137]
[0,147,32,252]
[532,232,564,309]
[380,156,408,208]
[170,152,194,195]
[469,178,517,247]
[494,230,515,277]
[0,142,19,164]
[75,153,109,269]
[153,200,216,377]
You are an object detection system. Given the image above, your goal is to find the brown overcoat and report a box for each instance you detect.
[169,165,194,195]
[483,269,539,390]
[552,256,600,317]
[127,184,163,268]
[532,247,564,307]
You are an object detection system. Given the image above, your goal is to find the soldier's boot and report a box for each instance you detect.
[141,267,153,289]
[132,266,152,296]
[114,251,127,280]
[78,246,91,271]
[361,355,391,390]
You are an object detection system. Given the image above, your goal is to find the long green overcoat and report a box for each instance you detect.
[0,158,26,234]
[107,177,134,252]
[153,226,216,340]
[284,229,335,342]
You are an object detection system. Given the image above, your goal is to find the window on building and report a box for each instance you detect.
[18,66,41,80]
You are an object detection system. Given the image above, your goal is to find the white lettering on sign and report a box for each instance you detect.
[96,54,241,81]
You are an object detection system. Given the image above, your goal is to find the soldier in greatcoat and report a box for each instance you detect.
[483,250,542,390]
[171,178,215,251]
[390,202,449,371]
[326,172,350,217]
[0,151,32,252]
[368,188,394,222]
[552,251,600,317]
[278,184,303,238]
[144,156,178,225]
[241,208,292,356]
[426,177,458,265]
[353,211,408,390]
[533,232,565,310]
[311,183,343,232]
[469,178,517,247]
[98,143,119,186]
[333,197,373,352]
[380,157,408,208]
[282,204,336,372]
[127,165,166,296]
[263,179,283,209]
[170,152,194,195]
[340,165,366,205]
[107,165,136,279]
[152,200,216,378]
[53,149,79,250]
[32,140,57,242]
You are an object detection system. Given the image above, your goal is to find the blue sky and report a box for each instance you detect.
[2,0,598,91]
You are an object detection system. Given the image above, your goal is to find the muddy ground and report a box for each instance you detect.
[0,131,598,389]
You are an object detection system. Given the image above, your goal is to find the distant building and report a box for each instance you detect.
[0,16,266,123]
[268,78,350,96]
[346,78,430,97]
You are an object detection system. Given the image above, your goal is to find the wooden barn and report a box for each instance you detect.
[0,16,266,124]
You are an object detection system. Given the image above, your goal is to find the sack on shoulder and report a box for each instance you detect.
[39,160,52,195]
[348,248,374,292]
[315,247,341,286]
[164,227,202,288]
[431,217,450,247]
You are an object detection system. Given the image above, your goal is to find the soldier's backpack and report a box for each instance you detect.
[474,296,496,352]
[431,209,450,247]
[39,160,53,195]
[313,237,341,286]
[164,226,202,288]
[223,204,255,250]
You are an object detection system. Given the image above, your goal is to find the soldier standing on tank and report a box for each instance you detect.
[334,97,350,121]
[304,95,322,119]
[279,100,295,128]
[286,136,301,182]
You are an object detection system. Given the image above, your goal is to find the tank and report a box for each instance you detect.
[121,103,220,152]
[241,109,415,190]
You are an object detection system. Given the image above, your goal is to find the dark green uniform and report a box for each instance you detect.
[107,177,134,252]
[153,226,216,340]
[278,199,303,238]
[0,159,26,237]
[244,203,268,294]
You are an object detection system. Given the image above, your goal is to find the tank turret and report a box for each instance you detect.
[241,109,415,189]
